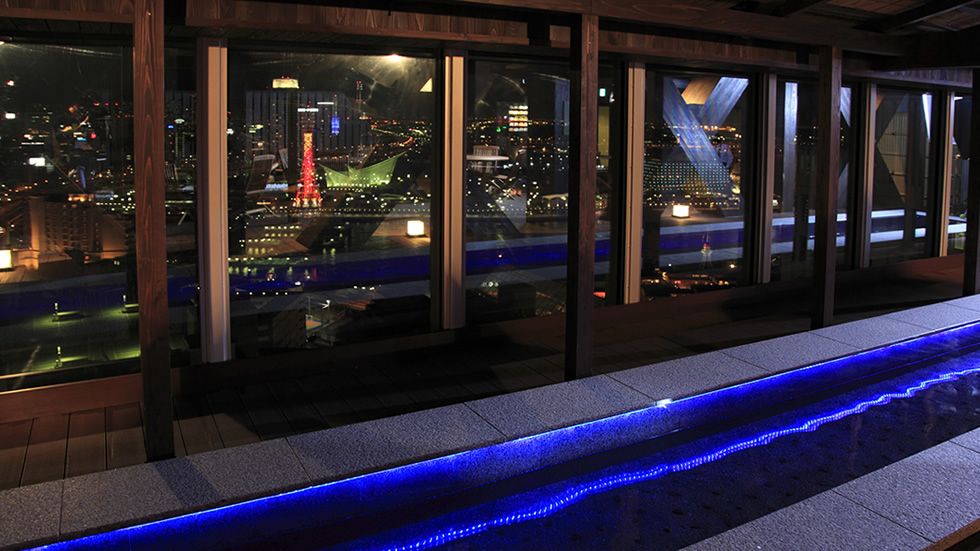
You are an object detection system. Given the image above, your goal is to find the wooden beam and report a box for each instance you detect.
[0,1,133,23]
[812,45,842,329]
[964,68,980,295]
[185,0,530,46]
[862,0,977,33]
[468,0,905,55]
[565,13,598,381]
[877,26,980,70]
[134,0,174,461]
[770,0,832,18]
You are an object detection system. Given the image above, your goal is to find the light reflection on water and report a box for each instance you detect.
[337,349,980,551]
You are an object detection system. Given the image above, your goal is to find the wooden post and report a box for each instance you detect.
[134,0,174,460]
[197,37,231,363]
[812,46,842,329]
[964,69,980,295]
[565,14,598,381]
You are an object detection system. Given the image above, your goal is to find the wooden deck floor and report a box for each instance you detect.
[0,265,965,491]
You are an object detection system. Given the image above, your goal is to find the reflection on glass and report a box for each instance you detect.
[227,52,434,355]
[772,81,852,281]
[641,73,748,299]
[165,48,199,366]
[465,59,570,323]
[871,88,935,264]
[950,95,970,254]
[595,65,618,307]
[0,43,137,383]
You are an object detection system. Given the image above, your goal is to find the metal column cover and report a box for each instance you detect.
[623,63,645,304]
[196,38,231,363]
[440,52,466,329]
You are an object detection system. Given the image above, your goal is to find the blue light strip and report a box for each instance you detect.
[23,321,980,551]
[374,361,980,551]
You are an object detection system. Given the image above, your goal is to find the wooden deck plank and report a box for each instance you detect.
[328,369,392,422]
[238,384,294,441]
[106,403,147,470]
[65,409,106,478]
[488,360,551,393]
[21,414,68,486]
[352,365,417,416]
[299,374,363,428]
[266,379,326,435]
[0,419,31,490]
[376,363,448,410]
[206,388,260,448]
[174,394,224,455]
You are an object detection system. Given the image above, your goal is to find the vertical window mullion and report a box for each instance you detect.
[196,37,231,362]
[623,62,645,304]
[438,50,466,330]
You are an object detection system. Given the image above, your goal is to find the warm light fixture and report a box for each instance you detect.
[406,220,425,237]
[387,54,404,62]
[272,78,298,89]
[671,204,690,218]
[0,250,10,270]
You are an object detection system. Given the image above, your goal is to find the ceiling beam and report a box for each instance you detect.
[872,23,980,69]
[862,0,978,33]
[769,0,832,18]
[591,0,904,55]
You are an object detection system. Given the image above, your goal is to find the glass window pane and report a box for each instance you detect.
[465,58,569,323]
[772,81,852,281]
[871,88,935,264]
[950,95,970,254]
[596,64,619,307]
[0,43,136,386]
[165,47,199,366]
[641,72,748,299]
[227,52,435,355]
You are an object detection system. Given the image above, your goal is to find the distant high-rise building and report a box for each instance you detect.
[245,89,369,170]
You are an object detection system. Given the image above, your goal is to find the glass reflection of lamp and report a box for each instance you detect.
[671,204,691,218]
[0,249,11,270]
[406,220,425,237]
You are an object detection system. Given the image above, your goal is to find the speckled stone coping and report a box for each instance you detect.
[4,297,980,551]
[684,433,980,550]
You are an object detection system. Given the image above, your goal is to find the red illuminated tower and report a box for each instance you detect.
[294,132,321,208]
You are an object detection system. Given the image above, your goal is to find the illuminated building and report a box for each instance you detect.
[293,132,321,207]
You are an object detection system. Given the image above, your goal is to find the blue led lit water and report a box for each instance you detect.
[26,323,980,551]
[256,342,980,551]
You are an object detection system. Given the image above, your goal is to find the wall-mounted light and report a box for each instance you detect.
[671,204,690,218]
